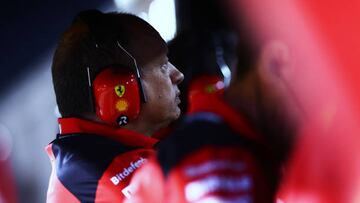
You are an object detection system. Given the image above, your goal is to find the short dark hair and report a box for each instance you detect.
[52,10,167,118]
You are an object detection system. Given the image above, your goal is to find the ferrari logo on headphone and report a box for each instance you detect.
[115,85,125,97]
[205,84,216,93]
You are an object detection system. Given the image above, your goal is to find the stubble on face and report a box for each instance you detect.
[140,55,182,129]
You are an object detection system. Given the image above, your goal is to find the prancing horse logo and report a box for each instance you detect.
[115,85,125,97]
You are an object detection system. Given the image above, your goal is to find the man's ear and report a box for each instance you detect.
[258,40,291,83]
[257,40,305,120]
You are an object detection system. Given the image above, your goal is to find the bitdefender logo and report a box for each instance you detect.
[110,157,147,185]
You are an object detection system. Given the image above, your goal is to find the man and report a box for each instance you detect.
[127,16,300,203]
[46,10,183,202]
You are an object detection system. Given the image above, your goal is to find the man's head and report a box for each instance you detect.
[52,10,183,133]
[226,32,300,161]
[168,29,238,113]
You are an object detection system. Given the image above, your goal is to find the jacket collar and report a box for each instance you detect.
[58,117,158,148]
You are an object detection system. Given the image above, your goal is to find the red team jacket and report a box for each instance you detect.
[128,93,281,203]
[45,118,158,203]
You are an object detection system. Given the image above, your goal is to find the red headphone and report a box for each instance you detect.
[93,68,141,126]
[188,75,225,97]
[188,75,225,113]
[79,10,147,127]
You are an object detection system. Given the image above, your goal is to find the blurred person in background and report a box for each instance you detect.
[0,125,17,203]
[46,9,183,202]
[167,29,236,115]
[126,2,301,202]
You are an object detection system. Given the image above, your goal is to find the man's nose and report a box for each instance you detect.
[170,63,184,85]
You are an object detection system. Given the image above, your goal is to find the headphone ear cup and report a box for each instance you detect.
[188,75,225,97]
[93,68,141,126]
[188,75,225,112]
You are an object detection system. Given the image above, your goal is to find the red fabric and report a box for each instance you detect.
[128,147,272,203]
[95,149,155,203]
[127,96,273,203]
[233,0,360,202]
[58,118,158,148]
[168,146,272,203]
[124,158,165,203]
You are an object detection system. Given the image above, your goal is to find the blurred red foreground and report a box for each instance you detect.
[233,0,360,202]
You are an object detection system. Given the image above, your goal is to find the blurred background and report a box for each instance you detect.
[1,0,360,203]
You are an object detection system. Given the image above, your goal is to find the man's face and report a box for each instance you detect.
[139,52,184,127]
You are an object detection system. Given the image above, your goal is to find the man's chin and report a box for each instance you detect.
[166,107,181,124]
[160,108,181,126]
[174,107,181,119]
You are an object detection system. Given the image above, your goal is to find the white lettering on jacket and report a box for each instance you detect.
[121,184,135,199]
[185,160,246,177]
[185,175,252,202]
[110,157,147,185]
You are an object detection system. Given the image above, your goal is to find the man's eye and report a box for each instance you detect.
[161,62,169,71]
